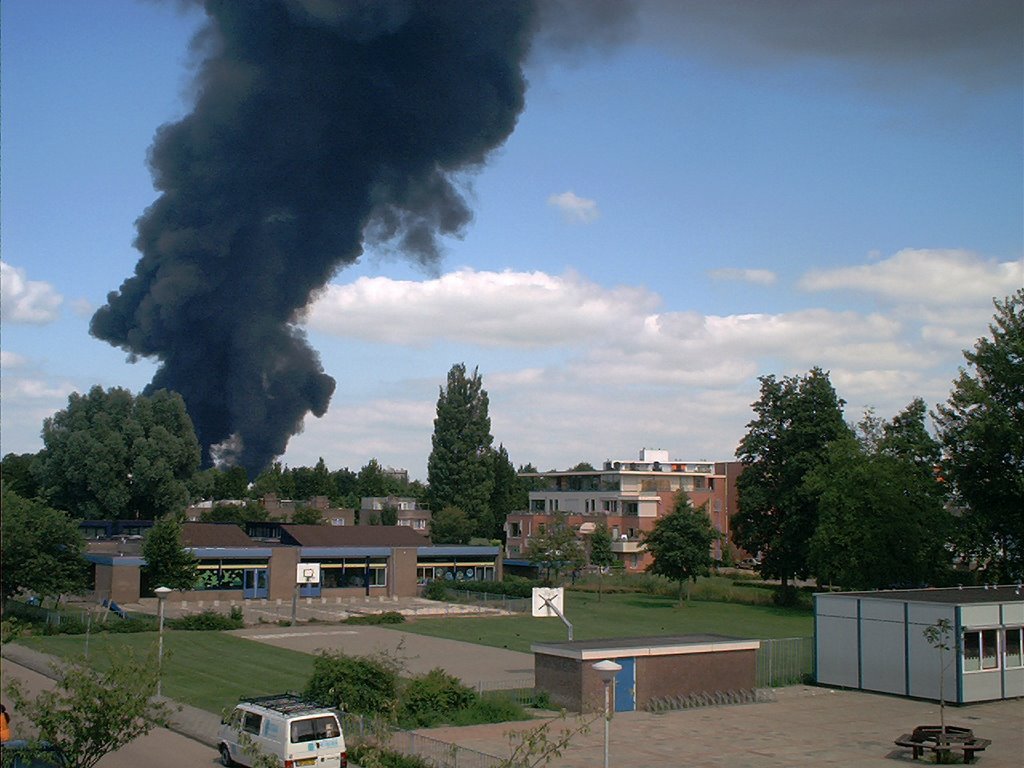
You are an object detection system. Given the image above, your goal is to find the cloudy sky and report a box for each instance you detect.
[2,1,1021,480]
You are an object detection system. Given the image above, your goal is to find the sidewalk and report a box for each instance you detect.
[0,643,223,748]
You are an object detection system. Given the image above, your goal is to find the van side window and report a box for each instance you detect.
[243,712,262,735]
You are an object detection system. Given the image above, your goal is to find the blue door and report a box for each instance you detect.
[243,569,269,599]
[614,657,635,712]
[299,581,321,598]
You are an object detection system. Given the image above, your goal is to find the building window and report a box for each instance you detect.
[963,629,1000,672]
[530,499,546,512]
[509,522,522,537]
[623,502,638,516]
[1005,627,1023,668]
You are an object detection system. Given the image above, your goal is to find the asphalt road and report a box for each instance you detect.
[1,662,219,767]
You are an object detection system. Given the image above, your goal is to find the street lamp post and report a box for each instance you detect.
[154,586,172,698]
[592,659,622,768]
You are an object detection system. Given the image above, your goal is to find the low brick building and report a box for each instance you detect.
[84,522,500,604]
[532,635,759,712]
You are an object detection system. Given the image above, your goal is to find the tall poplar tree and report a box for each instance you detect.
[732,367,850,590]
[935,290,1024,580]
[427,364,494,538]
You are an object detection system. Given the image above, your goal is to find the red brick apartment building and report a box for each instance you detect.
[504,449,743,572]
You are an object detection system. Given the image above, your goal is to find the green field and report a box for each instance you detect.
[393,591,812,654]
[10,592,811,713]
[14,632,313,714]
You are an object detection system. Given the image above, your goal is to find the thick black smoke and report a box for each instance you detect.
[91,0,540,474]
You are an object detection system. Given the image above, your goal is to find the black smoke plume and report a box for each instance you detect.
[91,0,539,475]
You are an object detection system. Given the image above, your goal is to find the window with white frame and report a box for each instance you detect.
[1005,627,1023,668]
[963,628,1000,672]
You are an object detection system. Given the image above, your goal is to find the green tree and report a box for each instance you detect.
[214,465,250,499]
[429,505,476,545]
[3,650,173,768]
[807,429,952,590]
[0,488,87,607]
[292,457,334,499]
[199,500,268,525]
[356,458,398,500]
[934,289,1024,580]
[732,368,851,589]
[142,515,198,592]
[33,386,200,519]
[588,522,616,601]
[643,495,717,603]
[568,461,596,472]
[291,506,324,525]
[427,364,495,538]
[525,513,585,584]
[251,462,296,499]
[330,466,358,506]
[1,452,42,499]
[489,444,526,535]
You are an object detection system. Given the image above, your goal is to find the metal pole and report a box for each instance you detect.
[603,679,611,768]
[157,596,165,698]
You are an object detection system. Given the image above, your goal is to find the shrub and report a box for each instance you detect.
[167,609,244,631]
[345,611,405,626]
[349,744,432,768]
[448,577,537,599]
[423,580,448,601]
[398,669,477,728]
[42,616,87,636]
[305,650,400,717]
[105,616,158,633]
[450,694,530,726]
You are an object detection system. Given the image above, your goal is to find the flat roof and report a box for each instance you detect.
[532,634,759,661]
[817,585,1023,605]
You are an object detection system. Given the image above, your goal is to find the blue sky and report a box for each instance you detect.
[2,1,1022,480]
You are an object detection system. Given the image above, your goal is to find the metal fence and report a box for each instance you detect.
[339,712,503,768]
[444,589,531,614]
[756,636,814,687]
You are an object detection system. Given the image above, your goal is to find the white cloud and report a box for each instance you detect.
[305,269,656,347]
[284,262,991,476]
[0,351,28,369]
[0,262,63,324]
[547,191,600,223]
[798,248,1023,304]
[707,268,777,286]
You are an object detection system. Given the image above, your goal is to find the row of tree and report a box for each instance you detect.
[733,290,1023,587]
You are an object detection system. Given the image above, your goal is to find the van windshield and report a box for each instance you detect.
[290,715,340,743]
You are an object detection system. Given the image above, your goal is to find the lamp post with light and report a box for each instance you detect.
[154,586,172,697]
[592,659,622,768]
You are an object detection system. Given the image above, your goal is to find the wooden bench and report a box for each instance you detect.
[895,732,992,763]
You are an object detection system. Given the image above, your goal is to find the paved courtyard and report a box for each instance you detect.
[421,685,1023,767]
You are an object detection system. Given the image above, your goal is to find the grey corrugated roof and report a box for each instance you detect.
[818,585,1023,605]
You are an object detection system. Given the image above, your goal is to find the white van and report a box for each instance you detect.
[218,694,347,768]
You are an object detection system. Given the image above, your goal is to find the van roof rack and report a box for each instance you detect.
[238,693,331,715]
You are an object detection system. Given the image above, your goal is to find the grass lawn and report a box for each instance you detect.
[13,631,314,714]
[393,591,813,654]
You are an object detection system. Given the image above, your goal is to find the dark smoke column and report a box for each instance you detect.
[91,1,537,475]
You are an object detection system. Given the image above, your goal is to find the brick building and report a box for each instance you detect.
[504,449,744,572]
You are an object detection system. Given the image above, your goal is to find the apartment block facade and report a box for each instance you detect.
[504,449,744,572]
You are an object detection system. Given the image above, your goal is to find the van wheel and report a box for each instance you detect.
[219,744,235,767]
